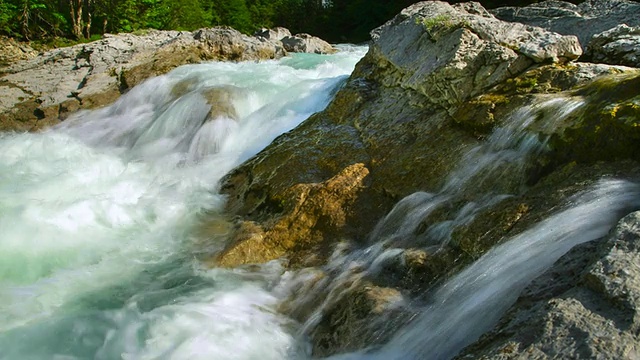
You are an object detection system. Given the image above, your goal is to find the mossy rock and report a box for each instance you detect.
[547,73,640,165]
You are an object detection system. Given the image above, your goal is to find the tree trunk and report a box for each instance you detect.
[21,0,30,40]
[70,0,84,39]
[85,0,92,38]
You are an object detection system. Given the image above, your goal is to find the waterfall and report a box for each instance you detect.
[0,45,367,360]
[1,42,638,360]
[278,96,640,360]
[375,179,640,360]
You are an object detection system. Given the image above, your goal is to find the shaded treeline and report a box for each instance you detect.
[0,0,594,43]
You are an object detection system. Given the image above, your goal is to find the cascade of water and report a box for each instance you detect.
[274,95,638,360]
[374,179,640,360]
[0,45,367,359]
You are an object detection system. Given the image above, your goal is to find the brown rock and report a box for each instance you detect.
[215,163,370,267]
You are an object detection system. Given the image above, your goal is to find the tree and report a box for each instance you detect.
[69,0,83,38]
[210,0,253,33]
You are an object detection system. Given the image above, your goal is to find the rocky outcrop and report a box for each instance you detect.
[217,163,369,268]
[456,209,640,359]
[254,27,292,41]
[281,33,336,54]
[210,0,640,356]
[0,26,334,132]
[585,24,640,67]
[491,0,640,48]
[217,0,584,268]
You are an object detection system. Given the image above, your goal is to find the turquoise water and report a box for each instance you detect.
[0,46,367,360]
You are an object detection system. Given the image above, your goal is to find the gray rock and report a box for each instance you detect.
[586,24,640,68]
[0,28,287,132]
[456,210,640,359]
[281,33,335,54]
[254,27,292,41]
[216,1,640,357]
[492,0,640,48]
[368,1,580,110]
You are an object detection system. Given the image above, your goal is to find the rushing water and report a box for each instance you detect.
[0,45,367,360]
[2,44,639,360]
[279,97,640,360]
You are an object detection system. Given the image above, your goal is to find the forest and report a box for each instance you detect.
[0,0,590,44]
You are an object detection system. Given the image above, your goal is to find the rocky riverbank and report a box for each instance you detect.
[210,0,640,357]
[0,27,333,132]
[2,0,640,358]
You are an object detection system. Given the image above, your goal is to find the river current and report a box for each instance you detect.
[0,46,366,359]
[2,45,639,360]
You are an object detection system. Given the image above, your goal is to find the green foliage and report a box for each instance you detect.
[2,0,627,44]
[0,0,18,35]
[422,14,454,31]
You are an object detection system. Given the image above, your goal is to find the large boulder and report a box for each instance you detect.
[208,1,640,356]
[0,27,287,132]
[585,24,640,68]
[216,0,584,269]
[491,0,640,48]
[456,209,640,359]
[281,33,336,54]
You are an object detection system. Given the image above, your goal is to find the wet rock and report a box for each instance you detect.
[585,24,640,68]
[309,282,405,356]
[492,0,640,48]
[215,1,640,356]
[544,72,640,165]
[216,163,370,267]
[281,33,335,54]
[456,209,640,359]
[219,2,586,258]
[201,85,242,121]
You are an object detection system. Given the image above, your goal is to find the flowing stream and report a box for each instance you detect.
[2,45,639,360]
[0,46,366,360]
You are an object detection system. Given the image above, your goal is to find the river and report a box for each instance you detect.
[0,45,366,360]
[2,45,639,360]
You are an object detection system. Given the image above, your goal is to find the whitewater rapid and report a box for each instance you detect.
[0,45,367,359]
[2,43,639,360]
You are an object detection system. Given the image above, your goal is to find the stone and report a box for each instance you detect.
[214,2,640,356]
[585,24,640,68]
[492,0,640,48]
[215,163,370,268]
[254,27,292,41]
[281,33,336,54]
[456,210,640,359]
[0,27,287,132]
[219,1,586,265]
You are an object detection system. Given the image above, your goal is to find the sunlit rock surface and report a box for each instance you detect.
[0,26,335,132]
[491,0,640,47]
[216,1,640,356]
